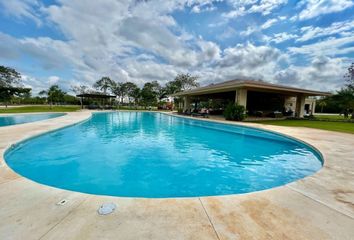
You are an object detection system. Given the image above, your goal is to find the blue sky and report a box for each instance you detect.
[0,0,353,94]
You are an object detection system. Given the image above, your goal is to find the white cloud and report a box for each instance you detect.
[222,0,287,19]
[221,7,246,19]
[218,43,283,69]
[275,56,346,91]
[48,76,60,85]
[288,35,354,56]
[297,19,354,42]
[0,0,42,26]
[217,27,237,40]
[248,0,288,15]
[298,0,354,20]
[191,2,217,13]
[261,18,278,29]
[270,32,298,43]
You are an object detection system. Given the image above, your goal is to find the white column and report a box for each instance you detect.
[183,96,191,111]
[312,100,316,115]
[235,88,247,108]
[295,94,306,118]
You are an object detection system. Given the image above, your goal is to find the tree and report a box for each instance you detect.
[344,62,354,90]
[93,77,115,94]
[334,88,354,118]
[0,65,21,87]
[164,73,199,109]
[40,85,66,108]
[112,82,142,105]
[112,82,124,104]
[123,82,139,104]
[38,90,47,103]
[131,87,141,105]
[165,73,199,95]
[71,85,89,95]
[0,87,31,108]
[315,64,354,116]
[140,81,160,108]
[317,99,327,113]
[0,65,31,107]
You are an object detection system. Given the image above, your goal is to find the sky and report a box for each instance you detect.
[0,0,353,94]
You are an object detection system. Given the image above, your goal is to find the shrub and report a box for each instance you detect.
[223,103,246,121]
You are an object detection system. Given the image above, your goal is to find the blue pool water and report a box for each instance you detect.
[5,112,323,198]
[0,113,66,127]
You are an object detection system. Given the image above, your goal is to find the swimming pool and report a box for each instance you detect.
[5,112,323,198]
[0,113,66,127]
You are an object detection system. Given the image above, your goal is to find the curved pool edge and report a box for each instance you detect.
[162,112,326,167]
[0,112,68,128]
[0,111,93,167]
[3,110,325,199]
[3,110,324,199]
[0,110,353,239]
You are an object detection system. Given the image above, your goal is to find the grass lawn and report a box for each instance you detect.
[314,114,348,120]
[0,105,80,113]
[252,119,354,134]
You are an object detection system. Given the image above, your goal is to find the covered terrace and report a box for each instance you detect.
[172,79,331,118]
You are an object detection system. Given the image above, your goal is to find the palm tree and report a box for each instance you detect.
[318,101,327,113]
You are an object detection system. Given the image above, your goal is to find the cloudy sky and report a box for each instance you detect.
[0,0,353,94]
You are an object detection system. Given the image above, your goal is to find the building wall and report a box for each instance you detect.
[284,97,316,116]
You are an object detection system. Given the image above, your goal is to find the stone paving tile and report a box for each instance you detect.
[0,111,353,240]
[41,196,218,240]
[288,168,354,218]
[0,178,88,240]
[201,187,354,240]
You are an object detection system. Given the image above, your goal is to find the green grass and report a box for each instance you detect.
[0,105,80,113]
[251,119,354,134]
[313,114,347,120]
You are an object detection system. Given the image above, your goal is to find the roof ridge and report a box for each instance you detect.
[171,78,331,97]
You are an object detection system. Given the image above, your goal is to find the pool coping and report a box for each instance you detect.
[0,110,353,239]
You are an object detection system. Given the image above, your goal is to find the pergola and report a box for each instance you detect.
[76,93,116,109]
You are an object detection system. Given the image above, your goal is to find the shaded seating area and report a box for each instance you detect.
[76,93,116,110]
[172,79,331,120]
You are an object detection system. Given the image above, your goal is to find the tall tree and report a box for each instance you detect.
[93,77,115,94]
[112,82,124,103]
[0,65,31,107]
[131,87,141,105]
[71,85,89,95]
[344,62,354,90]
[164,73,199,101]
[140,81,160,108]
[165,73,199,95]
[0,87,31,108]
[123,82,139,104]
[40,85,66,108]
[164,73,199,109]
[0,66,21,87]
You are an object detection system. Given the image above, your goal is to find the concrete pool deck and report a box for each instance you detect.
[0,111,353,240]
